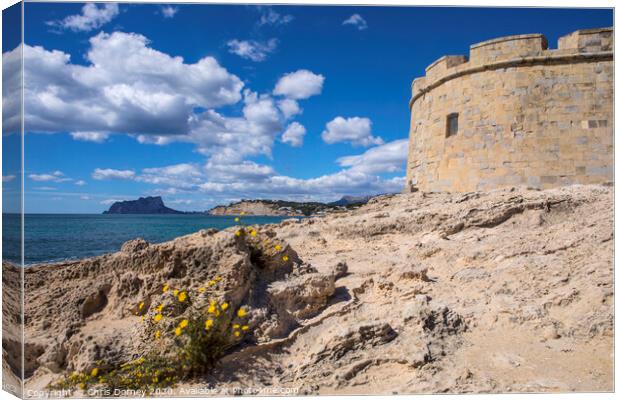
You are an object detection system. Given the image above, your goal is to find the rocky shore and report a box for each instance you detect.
[3,185,613,396]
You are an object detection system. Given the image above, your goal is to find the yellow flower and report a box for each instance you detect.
[240,211,245,215]
[234,331,241,337]
[220,302,229,311]
[155,330,161,339]
[215,309,221,317]
[174,327,182,336]
[235,230,242,237]
[90,368,99,377]
[241,325,249,331]
[275,245,282,251]
[178,291,187,302]
[156,304,164,312]
[173,289,179,297]
[198,287,206,293]
[237,308,247,317]
[79,383,86,390]
[207,304,216,314]
[250,230,257,237]
[234,217,240,222]
[205,319,213,330]
[138,302,144,310]
[208,280,216,286]
[233,323,240,329]
[152,377,159,383]
[153,314,163,323]
[282,255,289,262]
[179,319,189,328]
[214,276,222,282]
[162,284,169,293]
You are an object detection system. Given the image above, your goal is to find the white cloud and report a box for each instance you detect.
[28,171,72,182]
[5,31,243,138]
[2,175,16,183]
[34,186,57,191]
[277,99,301,119]
[273,70,325,100]
[92,168,135,180]
[343,14,368,30]
[204,160,275,183]
[337,139,408,174]
[321,116,384,147]
[168,198,193,205]
[281,122,306,147]
[258,8,294,26]
[48,3,120,32]
[71,131,110,143]
[185,90,283,163]
[80,195,91,200]
[227,39,278,62]
[75,180,87,186]
[160,5,178,18]
[137,163,203,189]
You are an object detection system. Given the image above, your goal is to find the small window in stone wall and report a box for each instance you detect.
[446,113,459,137]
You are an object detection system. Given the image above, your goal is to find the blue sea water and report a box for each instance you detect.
[2,214,292,265]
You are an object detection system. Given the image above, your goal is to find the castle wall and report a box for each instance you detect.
[406,27,613,192]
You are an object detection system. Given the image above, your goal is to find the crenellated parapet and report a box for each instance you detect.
[410,27,613,109]
[406,27,613,193]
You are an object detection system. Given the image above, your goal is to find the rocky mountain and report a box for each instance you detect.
[103,196,184,214]
[328,195,375,206]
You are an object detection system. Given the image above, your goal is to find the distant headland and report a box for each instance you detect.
[103,196,184,214]
[103,195,376,216]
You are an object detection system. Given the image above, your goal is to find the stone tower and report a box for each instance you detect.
[406,27,613,192]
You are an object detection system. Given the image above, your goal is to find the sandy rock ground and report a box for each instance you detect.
[2,185,613,396]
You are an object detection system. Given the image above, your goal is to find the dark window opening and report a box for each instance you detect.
[446,113,459,137]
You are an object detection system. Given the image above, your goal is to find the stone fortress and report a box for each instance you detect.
[405,27,613,192]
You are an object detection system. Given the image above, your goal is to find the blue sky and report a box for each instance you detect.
[2,3,613,213]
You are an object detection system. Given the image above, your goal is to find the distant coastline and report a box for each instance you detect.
[103,195,376,217]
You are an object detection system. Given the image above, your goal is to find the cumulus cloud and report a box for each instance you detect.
[168,198,193,205]
[137,163,203,189]
[48,3,119,32]
[281,122,306,147]
[3,35,326,165]
[28,171,72,183]
[185,90,283,163]
[75,180,87,186]
[92,168,135,180]
[258,8,294,26]
[337,139,408,174]
[207,160,275,183]
[160,5,178,18]
[273,70,325,100]
[114,140,407,203]
[226,39,278,62]
[343,14,368,30]
[2,175,16,183]
[277,99,301,119]
[70,131,110,143]
[321,116,384,147]
[4,31,243,138]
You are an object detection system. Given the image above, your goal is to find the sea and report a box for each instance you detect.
[2,214,293,265]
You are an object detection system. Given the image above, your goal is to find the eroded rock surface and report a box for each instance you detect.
[5,185,613,395]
